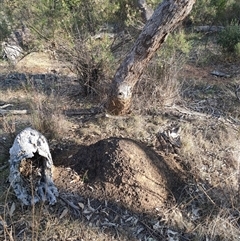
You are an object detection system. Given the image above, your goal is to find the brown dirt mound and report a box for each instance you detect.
[53,137,186,214]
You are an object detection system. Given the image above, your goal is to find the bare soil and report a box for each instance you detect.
[52,137,186,214]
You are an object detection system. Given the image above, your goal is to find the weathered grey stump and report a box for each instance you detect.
[8,127,58,205]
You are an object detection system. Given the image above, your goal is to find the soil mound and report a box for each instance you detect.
[53,138,185,213]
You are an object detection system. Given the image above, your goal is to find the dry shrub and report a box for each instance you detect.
[194,209,240,241]
[133,55,183,114]
[25,87,70,140]
[132,30,190,114]
[180,118,240,207]
[57,37,112,102]
[160,200,240,241]
[0,116,17,164]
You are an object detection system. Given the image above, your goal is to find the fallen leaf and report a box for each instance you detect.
[87,199,95,212]
[85,214,92,221]
[9,202,16,217]
[136,227,144,235]
[101,221,117,227]
[78,202,84,210]
[59,208,68,219]
[125,216,133,222]
[83,209,93,215]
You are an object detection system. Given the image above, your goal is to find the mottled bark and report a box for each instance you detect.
[8,128,58,205]
[106,0,196,115]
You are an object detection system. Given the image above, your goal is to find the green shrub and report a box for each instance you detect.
[164,30,191,56]
[0,11,11,42]
[217,21,240,53]
[190,0,239,25]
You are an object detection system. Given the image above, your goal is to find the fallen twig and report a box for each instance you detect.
[211,70,231,78]
[59,195,80,211]
[0,104,13,109]
[165,104,211,118]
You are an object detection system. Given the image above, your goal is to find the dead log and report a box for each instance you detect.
[0,109,28,115]
[194,26,224,33]
[8,128,58,205]
[211,70,231,78]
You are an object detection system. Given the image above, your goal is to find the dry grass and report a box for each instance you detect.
[27,89,70,140]
[133,55,184,115]
[1,87,240,240]
[0,197,130,241]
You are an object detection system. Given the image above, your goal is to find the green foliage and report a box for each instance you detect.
[190,0,217,25]
[1,0,162,46]
[158,30,191,64]
[146,0,163,9]
[235,43,240,55]
[217,21,240,53]
[0,11,11,42]
[64,0,120,35]
[210,0,228,12]
[1,0,119,42]
[86,35,115,68]
[190,0,239,25]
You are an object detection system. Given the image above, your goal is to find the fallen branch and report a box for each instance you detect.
[0,103,29,115]
[194,25,224,33]
[0,104,13,109]
[64,107,103,116]
[0,109,28,115]
[211,70,231,78]
[59,195,80,210]
[165,104,211,118]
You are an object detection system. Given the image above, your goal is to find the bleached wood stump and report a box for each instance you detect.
[8,128,58,205]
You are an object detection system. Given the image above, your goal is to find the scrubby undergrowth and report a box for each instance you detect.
[0,32,240,241]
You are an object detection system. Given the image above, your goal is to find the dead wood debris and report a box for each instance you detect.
[8,127,58,205]
[211,70,231,78]
[0,103,28,116]
[58,193,170,241]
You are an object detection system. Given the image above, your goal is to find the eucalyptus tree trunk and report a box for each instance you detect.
[106,0,196,115]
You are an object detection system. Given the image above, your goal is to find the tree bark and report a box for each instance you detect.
[106,0,196,115]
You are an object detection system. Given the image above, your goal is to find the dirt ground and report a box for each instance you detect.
[1,50,240,240]
[52,137,186,214]
[1,53,239,211]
